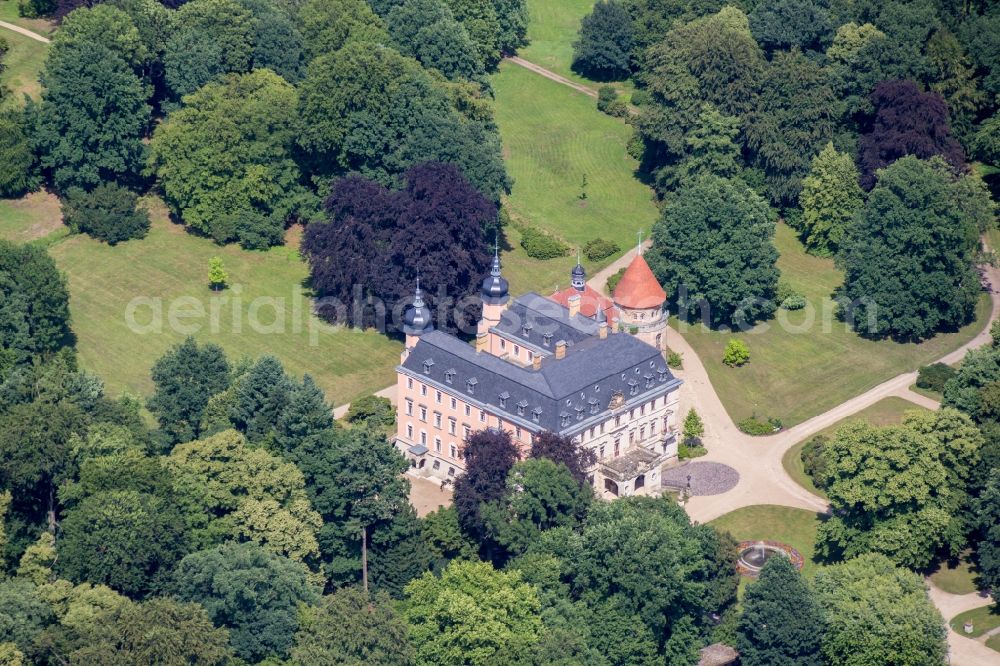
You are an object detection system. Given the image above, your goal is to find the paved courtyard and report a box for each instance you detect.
[661,462,740,496]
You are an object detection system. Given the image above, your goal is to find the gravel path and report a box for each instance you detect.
[0,20,49,43]
[661,461,740,496]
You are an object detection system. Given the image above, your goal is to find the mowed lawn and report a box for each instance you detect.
[0,2,50,102]
[492,62,657,295]
[709,504,824,578]
[518,0,633,94]
[782,396,930,499]
[677,223,990,427]
[32,197,402,406]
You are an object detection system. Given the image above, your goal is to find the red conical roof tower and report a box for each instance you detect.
[613,253,666,309]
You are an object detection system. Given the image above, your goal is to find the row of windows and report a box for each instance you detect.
[595,418,668,459]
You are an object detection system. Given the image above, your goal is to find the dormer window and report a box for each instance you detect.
[517,400,528,416]
[445,369,456,384]
[422,358,435,374]
[532,407,542,422]
[466,378,478,395]
[543,333,552,347]
[644,375,654,389]
[560,412,570,427]
[522,323,532,337]
[628,380,638,396]
[589,399,599,415]
[498,391,510,408]
[575,406,585,421]
[657,369,667,381]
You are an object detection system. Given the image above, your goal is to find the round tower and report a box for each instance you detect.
[571,258,586,291]
[403,280,433,350]
[612,251,667,353]
[478,246,509,337]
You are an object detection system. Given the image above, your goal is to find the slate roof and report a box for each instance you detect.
[400,328,681,434]
[492,292,599,350]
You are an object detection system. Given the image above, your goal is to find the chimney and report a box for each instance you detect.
[532,355,541,370]
[599,321,608,339]
[555,340,566,360]
[476,332,488,353]
[567,294,581,318]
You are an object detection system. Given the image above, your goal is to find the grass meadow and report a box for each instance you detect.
[0,1,50,102]
[492,62,657,295]
[677,223,990,428]
[0,196,401,406]
[709,504,824,580]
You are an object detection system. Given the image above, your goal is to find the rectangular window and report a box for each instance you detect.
[406,424,413,438]
[436,390,442,404]
[651,421,657,434]
[640,426,646,440]
[479,410,486,423]
[405,399,413,416]
[463,425,471,439]
[420,384,427,397]
[515,426,522,439]
[420,431,427,445]
[465,405,471,417]
[450,397,457,409]
[629,431,635,444]
[640,404,646,415]
[514,345,520,356]
[434,412,441,428]
[448,418,456,435]
[407,377,413,389]
[599,444,605,458]
[615,415,622,427]
[614,439,620,457]
[419,406,427,422]
[500,339,506,350]
[434,437,441,452]
[450,444,457,458]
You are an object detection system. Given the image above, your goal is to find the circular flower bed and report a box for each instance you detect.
[736,540,804,578]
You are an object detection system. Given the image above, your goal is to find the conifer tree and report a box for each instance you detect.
[276,374,333,455]
[798,142,863,257]
[737,556,824,666]
[230,355,293,443]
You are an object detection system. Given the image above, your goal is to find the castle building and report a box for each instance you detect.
[394,248,680,499]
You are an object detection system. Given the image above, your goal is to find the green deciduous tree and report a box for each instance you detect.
[637,7,763,173]
[171,542,319,662]
[404,559,542,665]
[32,40,150,191]
[748,0,832,53]
[482,459,591,559]
[62,183,150,245]
[973,469,1000,603]
[165,429,323,562]
[682,409,704,441]
[0,110,38,199]
[0,578,54,655]
[650,175,778,329]
[296,43,508,201]
[56,490,188,597]
[0,240,71,362]
[837,156,980,341]
[737,555,823,666]
[743,49,837,207]
[813,553,947,666]
[388,0,484,81]
[798,142,864,256]
[572,0,633,81]
[207,256,227,291]
[75,597,233,665]
[147,337,230,445]
[162,0,256,100]
[291,587,414,665]
[298,0,389,62]
[816,409,981,569]
[149,69,308,249]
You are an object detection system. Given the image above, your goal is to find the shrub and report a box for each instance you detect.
[18,0,54,18]
[607,267,626,292]
[777,281,806,310]
[667,351,682,369]
[800,435,828,489]
[915,363,956,393]
[630,89,649,106]
[597,85,617,111]
[583,238,620,261]
[346,395,394,427]
[62,183,150,244]
[519,226,569,259]
[737,416,774,436]
[722,339,750,367]
[679,443,707,459]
